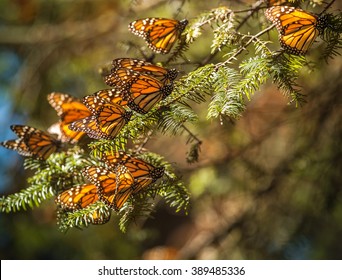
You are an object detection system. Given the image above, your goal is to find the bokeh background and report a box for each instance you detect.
[0,0,341,259]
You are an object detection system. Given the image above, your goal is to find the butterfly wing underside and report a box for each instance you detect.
[0,125,59,160]
[128,18,188,54]
[82,165,135,210]
[265,6,322,55]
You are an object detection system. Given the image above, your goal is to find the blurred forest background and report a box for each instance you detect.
[0,0,341,259]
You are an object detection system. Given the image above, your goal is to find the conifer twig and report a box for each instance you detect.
[215,24,275,70]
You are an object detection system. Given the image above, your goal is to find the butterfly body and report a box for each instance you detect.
[129,18,188,54]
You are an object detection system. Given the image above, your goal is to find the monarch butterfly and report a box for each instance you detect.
[47,92,92,143]
[0,125,60,160]
[110,58,178,85]
[69,98,133,140]
[104,69,173,114]
[103,151,165,194]
[82,165,135,211]
[129,18,188,54]
[55,184,99,211]
[265,6,328,55]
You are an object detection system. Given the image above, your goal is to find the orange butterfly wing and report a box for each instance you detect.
[103,151,165,193]
[24,128,59,159]
[96,103,133,138]
[0,139,33,157]
[56,184,99,210]
[82,165,135,211]
[103,68,140,89]
[0,125,59,160]
[111,58,178,85]
[69,97,132,140]
[104,69,173,114]
[265,6,324,55]
[128,18,188,54]
[56,184,111,225]
[93,89,128,107]
[68,115,110,140]
[47,92,92,143]
[126,73,173,114]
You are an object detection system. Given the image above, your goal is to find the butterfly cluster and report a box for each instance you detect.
[101,58,178,114]
[1,4,333,227]
[56,151,164,224]
[0,16,186,226]
[0,59,174,226]
[0,57,179,151]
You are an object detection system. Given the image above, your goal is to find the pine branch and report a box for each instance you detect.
[163,64,215,107]
[156,179,190,214]
[57,202,111,231]
[0,183,54,212]
[1,149,90,212]
[237,54,273,100]
[88,139,127,159]
[138,152,190,213]
[320,12,342,61]
[157,103,198,136]
[269,53,307,105]
[118,198,155,233]
[185,6,235,46]
[207,66,246,120]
